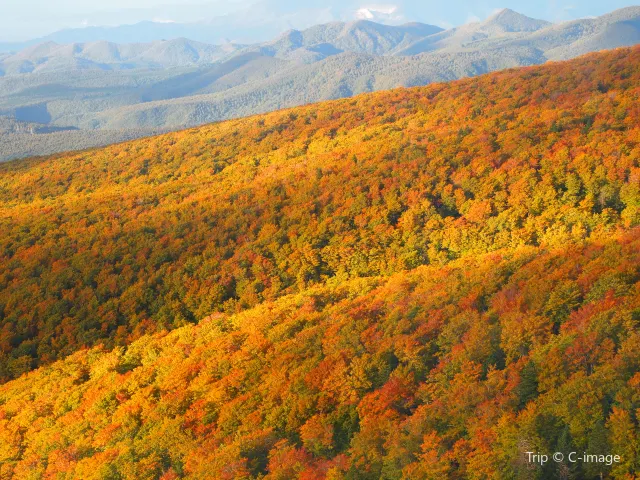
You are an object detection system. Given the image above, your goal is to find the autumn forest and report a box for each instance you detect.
[0,45,639,479]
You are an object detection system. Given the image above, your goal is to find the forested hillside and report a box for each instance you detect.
[1,46,639,383]
[0,227,639,479]
[1,45,640,479]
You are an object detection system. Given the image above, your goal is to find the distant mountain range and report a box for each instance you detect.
[1,6,640,160]
[0,13,319,53]
[0,22,239,53]
[0,39,246,75]
[0,21,446,74]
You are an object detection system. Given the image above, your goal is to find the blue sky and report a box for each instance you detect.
[1,0,639,41]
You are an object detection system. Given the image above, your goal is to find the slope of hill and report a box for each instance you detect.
[70,46,546,130]
[0,210,639,479]
[0,127,166,162]
[0,46,546,133]
[0,117,76,134]
[2,7,640,160]
[508,5,640,61]
[0,53,291,128]
[1,46,639,383]
[0,118,148,162]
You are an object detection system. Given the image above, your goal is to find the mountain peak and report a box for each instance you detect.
[493,7,517,16]
[482,8,551,33]
[344,19,385,31]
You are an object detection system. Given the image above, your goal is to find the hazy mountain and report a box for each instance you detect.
[479,8,552,34]
[0,21,443,74]
[0,38,244,74]
[0,3,350,55]
[0,116,76,134]
[251,20,444,60]
[69,46,546,131]
[398,6,640,58]
[1,6,640,160]
[0,114,165,162]
[396,8,552,55]
[0,19,288,54]
[513,6,640,60]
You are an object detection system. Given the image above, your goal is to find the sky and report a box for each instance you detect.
[0,0,638,42]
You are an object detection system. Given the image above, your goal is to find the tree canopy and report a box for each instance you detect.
[0,45,639,479]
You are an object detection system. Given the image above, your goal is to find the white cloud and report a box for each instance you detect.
[435,20,454,30]
[152,17,176,24]
[355,8,375,19]
[355,4,404,22]
[465,13,481,23]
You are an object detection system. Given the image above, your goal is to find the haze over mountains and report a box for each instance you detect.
[0,40,246,75]
[0,22,251,54]
[1,6,640,161]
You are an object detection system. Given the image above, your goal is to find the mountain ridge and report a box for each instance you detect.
[482,8,552,33]
[0,38,245,74]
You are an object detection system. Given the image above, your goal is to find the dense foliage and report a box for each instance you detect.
[1,46,640,380]
[0,229,639,479]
